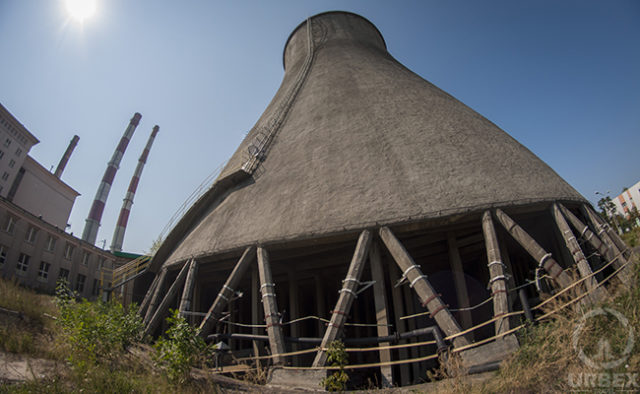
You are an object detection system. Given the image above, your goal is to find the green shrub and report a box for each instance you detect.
[153,309,214,383]
[321,340,349,392]
[54,279,144,366]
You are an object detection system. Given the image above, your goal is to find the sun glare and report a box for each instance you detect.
[65,0,97,22]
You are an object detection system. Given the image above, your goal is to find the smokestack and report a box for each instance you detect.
[110,125,159,252]
[55,135,79,178]
[82,112,141,245]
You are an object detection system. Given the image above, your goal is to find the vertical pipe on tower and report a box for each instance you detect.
[110,125,159,252]
[55,135,80,178]
[82,112,141,245]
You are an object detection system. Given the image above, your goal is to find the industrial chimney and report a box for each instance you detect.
[110,125,159,252]
[54,135,79,178]
[82,112,141,245]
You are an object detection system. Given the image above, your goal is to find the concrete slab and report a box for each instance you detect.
[459,334,519,368]
[267,367,327,392]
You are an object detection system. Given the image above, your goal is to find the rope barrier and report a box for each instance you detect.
[441,250,624,343]
[282,353,441,371]
[210,251,635,373]
[534,259,631,322]
[344,339,437,353]
[180,311,392,328]
[402,250,620,324]
[399,265,571,322]
[235,347,319,363]
[235,337,440,364]
[531,251,620,312]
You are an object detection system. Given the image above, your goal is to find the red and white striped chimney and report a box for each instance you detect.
[82,112,141,245]
[110,125,159,252]
[54,135,79,178]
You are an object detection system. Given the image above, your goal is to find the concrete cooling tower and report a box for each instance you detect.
[138,11,634,388]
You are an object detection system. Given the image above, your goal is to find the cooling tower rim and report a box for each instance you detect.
[282,10,387,70]
[151,196,589,273]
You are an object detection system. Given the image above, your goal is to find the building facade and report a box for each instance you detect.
[0,103,39,198]
[0,197,117,299]
[612,180,640,220]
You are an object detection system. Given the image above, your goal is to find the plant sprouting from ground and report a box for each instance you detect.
[321,340,350,392]
[153,309,214,383]
[54,279,144,366]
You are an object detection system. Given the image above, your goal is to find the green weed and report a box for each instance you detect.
[54,279,144,366]
[321,340,350,392]
[153,309,214,383]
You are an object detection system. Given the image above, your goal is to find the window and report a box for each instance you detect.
[16,253,30,274]
[38,262,51,281]
[0,244,6,266]
[15,148,22,157]
[59,268,70,281]
[75,274,86,293]
[4,215,16,234]
[92,279,100,296]
[3,138,10,148]
[25,226,38,243]
[45,235,57,252]
[81,251,90,266]
[64,243,74,259]
[2,172,9,181]
[97,257,105,271]
[8,159,15,168]
[0,150,4,160]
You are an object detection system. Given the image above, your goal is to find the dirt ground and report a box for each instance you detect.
[0,351,64,384]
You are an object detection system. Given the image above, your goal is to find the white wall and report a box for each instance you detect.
[12,156,78,229]
[612,180,640,221]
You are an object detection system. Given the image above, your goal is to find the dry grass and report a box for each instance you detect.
[0,278,59,358]
[425,255,640,394]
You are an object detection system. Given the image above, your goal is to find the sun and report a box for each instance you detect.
[65,0,97,22]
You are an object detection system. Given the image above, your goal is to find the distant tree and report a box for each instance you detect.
[597,197,616,222]
[597,196,622,233]
[147,236,164,255]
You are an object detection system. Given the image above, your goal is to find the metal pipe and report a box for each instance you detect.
[467,360,502,374]
[110,125,159,252]
[207,326,447,350]
[54,135,79,178]
[82,112,141,245]
[519,288,535,323]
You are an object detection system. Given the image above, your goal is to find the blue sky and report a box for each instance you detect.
[0,1,638,254]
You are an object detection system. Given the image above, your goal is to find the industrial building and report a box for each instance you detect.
[135,11,633,388]
[0,197,117,298]
[0,103,117,297]
[0,103,158,300]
